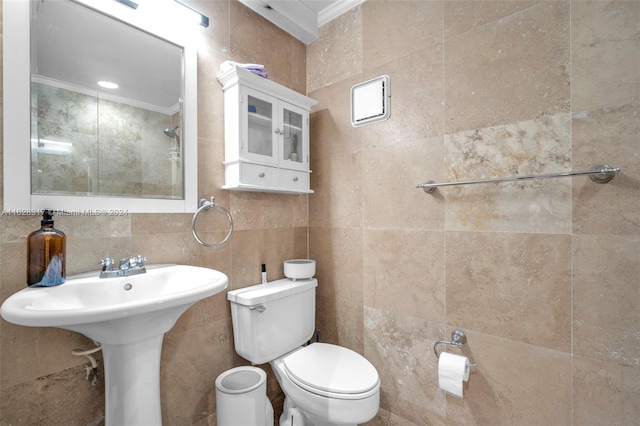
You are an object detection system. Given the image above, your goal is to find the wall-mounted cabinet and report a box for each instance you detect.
[218,66,317,194]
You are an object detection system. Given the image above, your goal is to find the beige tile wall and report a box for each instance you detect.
[0,1,306,424]
[309,1,639,425]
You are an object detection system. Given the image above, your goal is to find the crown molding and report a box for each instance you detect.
[239,0,366,44]
[317,0,366,27]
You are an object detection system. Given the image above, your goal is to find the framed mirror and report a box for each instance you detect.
[4,0,198,213]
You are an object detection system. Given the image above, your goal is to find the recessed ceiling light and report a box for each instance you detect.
[98,81,119,89]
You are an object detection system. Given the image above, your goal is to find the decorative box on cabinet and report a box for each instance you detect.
[217,66,318,194]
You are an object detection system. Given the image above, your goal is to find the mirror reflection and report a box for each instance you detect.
[31,0,184,199]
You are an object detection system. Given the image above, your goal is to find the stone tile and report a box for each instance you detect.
[362,0,443,70]
[309,75,364,160]
[444,2,570,133]
[363,229,445,322]
[291,195,309,228]
[0,363,106,426]
[310,226,363,353]
[56,214,132,239]
[131,231,230,269]
[161,318,232,425]
[229,0,304,90]
[362,48,445,148]
[444,1,538,39]
[229,228,296,290]
[307,7,363,92]
[573,234,640,366]
[444,113,572,233]
[446,330,572,425]
[573,355,640,426]
[229,191,298,230]
[1,242,29,298]
[363,140,445,230]
[1,213,131,243]
[292,226,309,258]
[131,213,192,234]
[572,104,640,235]
[363,407,423,426]
[0,322,39,388]
[446,231,572,352]
[364,307,446,425]
[309,153,363,228]
[67,237,131,275]
[571,0,640,111]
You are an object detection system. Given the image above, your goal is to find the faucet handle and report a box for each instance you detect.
[133,255,147,267]
[100,258,115,271]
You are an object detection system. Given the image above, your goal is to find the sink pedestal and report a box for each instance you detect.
[0,264,229,426]
[102,336,164,426]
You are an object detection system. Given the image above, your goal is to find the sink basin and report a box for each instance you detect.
[0,264,228,426]
[1,264,228,342]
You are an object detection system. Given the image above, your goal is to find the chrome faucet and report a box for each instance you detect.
[100,255,147,278]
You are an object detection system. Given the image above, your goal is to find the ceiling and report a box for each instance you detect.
[238,0,366,44]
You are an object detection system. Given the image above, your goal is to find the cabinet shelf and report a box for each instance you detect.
[248,112,272,124]
[283,122,302,132]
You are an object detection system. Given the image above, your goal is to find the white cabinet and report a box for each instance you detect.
[218,66,317,194]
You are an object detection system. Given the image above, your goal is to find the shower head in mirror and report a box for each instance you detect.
[164,126,179,138]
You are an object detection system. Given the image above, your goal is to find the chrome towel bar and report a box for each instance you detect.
[417,164,621,194]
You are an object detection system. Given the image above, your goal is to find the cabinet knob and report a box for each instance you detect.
[293,177,299,182]
[259,172,266,178]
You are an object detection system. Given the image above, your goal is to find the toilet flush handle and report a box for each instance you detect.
[249,305,266,313]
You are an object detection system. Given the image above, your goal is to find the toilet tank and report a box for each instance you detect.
[227,278,317,365]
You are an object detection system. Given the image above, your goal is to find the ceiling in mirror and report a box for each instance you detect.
[33,0,182,111]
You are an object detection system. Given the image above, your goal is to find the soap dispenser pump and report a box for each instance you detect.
[27,210,66,287]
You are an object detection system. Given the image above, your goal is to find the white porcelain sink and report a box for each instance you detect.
[0,264,228,426]
[1,264,228,342]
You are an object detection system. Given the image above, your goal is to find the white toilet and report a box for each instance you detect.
[227,278,380,426]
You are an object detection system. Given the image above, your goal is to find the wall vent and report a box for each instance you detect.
[351,75,391,127]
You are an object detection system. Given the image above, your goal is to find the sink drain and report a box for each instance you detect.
[124,283,133,291]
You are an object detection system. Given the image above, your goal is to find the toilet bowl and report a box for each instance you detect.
[271,343,380,426]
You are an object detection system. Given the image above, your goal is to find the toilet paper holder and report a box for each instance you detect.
[434,329,477,367]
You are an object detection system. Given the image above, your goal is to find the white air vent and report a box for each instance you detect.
[351,75,390,127]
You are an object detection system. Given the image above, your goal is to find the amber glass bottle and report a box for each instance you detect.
[27,210,66,287]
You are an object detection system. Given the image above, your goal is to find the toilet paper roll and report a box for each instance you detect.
[438,352,470,398]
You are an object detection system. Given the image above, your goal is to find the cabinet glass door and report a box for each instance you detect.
[243,88,277,164]
[281,103,307,170]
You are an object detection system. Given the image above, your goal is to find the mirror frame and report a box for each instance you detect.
[3,0,198,213]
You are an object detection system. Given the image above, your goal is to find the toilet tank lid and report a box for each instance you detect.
[227,278,317,306]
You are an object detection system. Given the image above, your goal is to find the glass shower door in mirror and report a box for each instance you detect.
[242,88,278,165]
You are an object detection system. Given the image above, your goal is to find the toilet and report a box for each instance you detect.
[227,278,380,426]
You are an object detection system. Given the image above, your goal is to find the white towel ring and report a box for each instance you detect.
[191,197,233,248]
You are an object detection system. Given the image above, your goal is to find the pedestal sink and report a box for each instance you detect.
[0,264,228,426]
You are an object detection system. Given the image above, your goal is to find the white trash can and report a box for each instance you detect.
[215,366,274,426]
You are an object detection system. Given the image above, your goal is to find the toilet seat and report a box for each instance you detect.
[282,343,380,400]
